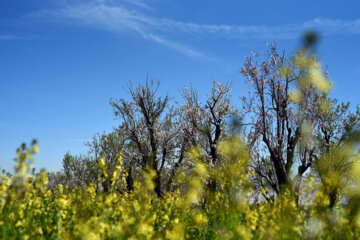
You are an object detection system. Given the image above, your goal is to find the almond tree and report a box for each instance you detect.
[60,153,97,189]
[240,44,322,195]
[177,80,237,191]
[110,79,183,197]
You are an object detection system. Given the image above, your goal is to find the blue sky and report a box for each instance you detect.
[1,0,360,172]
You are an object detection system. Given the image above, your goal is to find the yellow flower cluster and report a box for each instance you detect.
[1,135,360,239]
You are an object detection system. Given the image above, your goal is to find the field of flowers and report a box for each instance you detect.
[1,136,360,240]
[2,40,360,239]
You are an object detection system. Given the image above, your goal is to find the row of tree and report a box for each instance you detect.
[48,43,360,207]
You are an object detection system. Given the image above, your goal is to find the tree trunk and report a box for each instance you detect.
[328,189,338,209]
[126,166,134,193]
[154,170,162,197]
[167,151,184,192]
[293,175,302,205]
[271,155,288,190]
[206,178,217,192]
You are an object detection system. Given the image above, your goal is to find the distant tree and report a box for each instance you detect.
[61,153,97,189]
[311,98,360,208]
[86,132,124,172]
[85,131,127,192]
[47,171,66,189]
[110,79,182,197]
[177,80,237,191]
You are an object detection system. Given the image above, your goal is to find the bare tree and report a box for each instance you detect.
[110,78,182,197]
[178,80,237,191]
[240,44,321,195]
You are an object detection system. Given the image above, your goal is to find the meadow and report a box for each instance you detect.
[1,41,360,239]
[1,136,360,239]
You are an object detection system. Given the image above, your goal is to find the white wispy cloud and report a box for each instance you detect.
[29,1,360,56]
[122,0,154,11]
[30,2,202,57]
[302,18,360,35]
[160,18,360,39]
[0,34,19,40]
